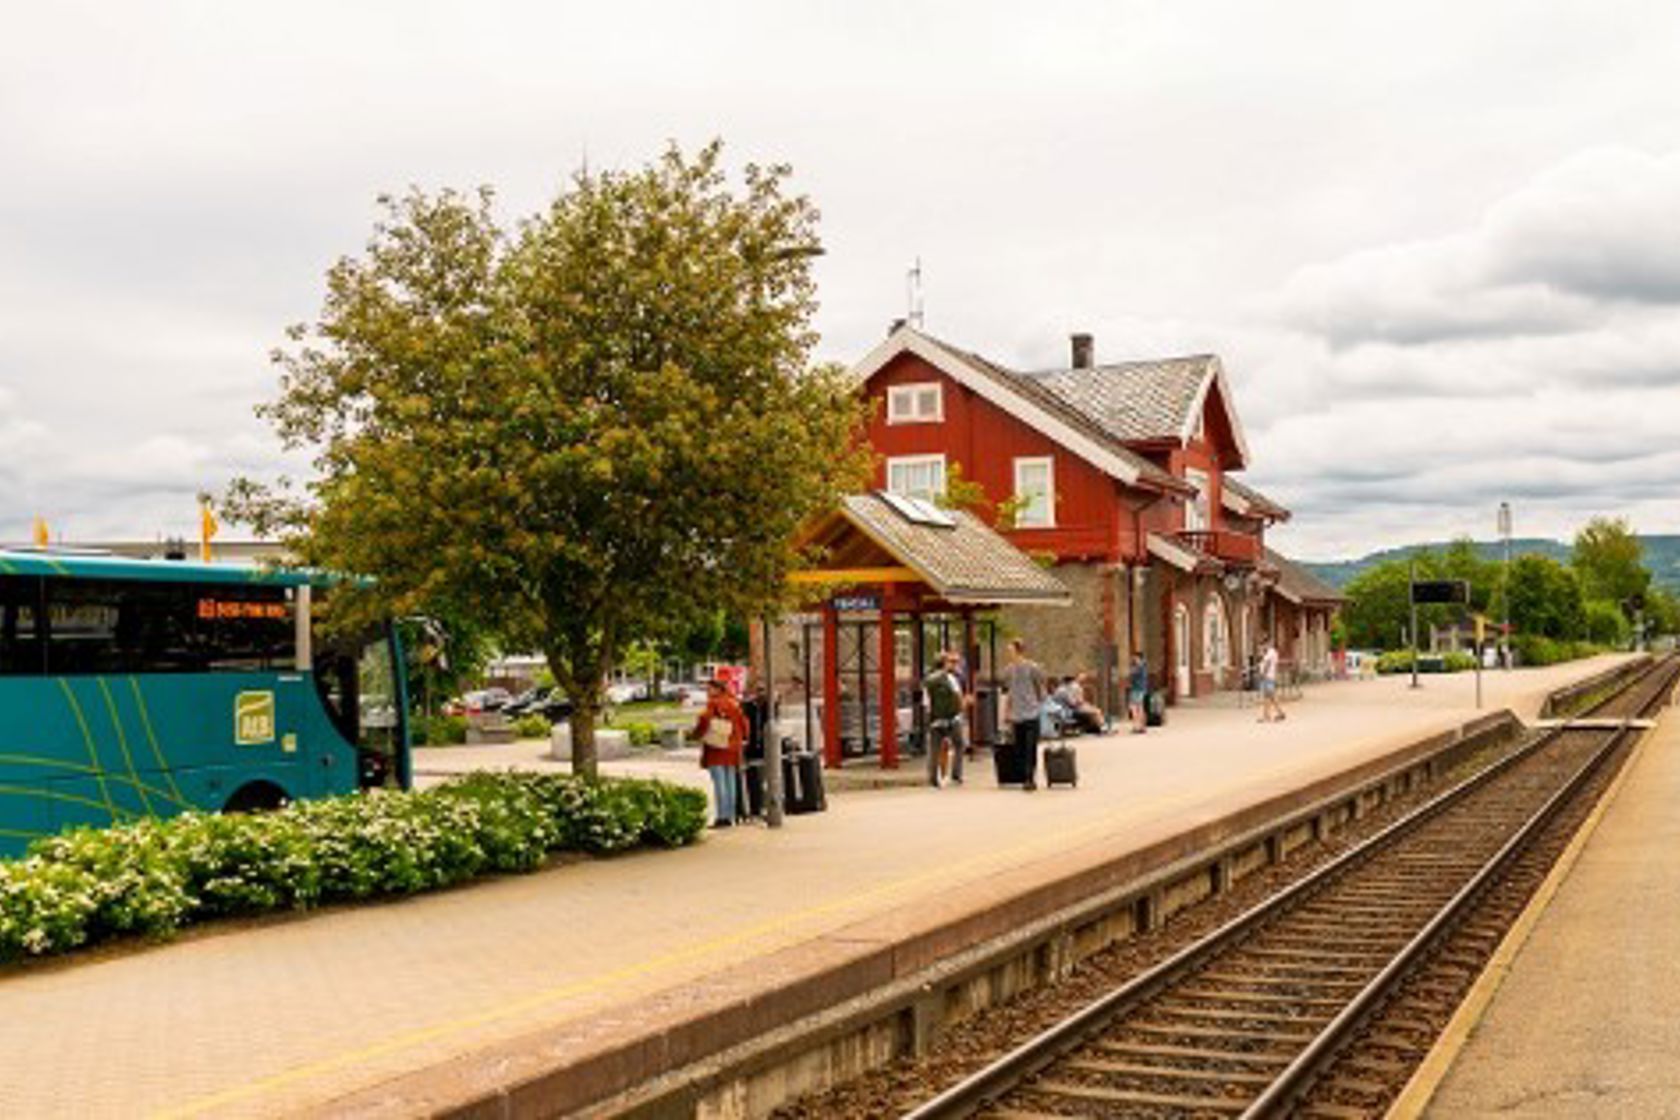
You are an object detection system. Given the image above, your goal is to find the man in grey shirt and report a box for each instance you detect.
[1002,638,1048,791]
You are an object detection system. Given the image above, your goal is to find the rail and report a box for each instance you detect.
[902,654,1678,1120]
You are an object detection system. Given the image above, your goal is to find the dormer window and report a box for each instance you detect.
[887,382,943,425]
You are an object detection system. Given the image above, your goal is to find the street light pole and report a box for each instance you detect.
[1409,555,1421,690]
[761,617,783,828]
[1498,501,1512,669]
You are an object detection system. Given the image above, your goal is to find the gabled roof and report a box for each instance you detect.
[849,327,1190,495]
[1265,547,1345,606]
[803,493,1072,606]
[1020,355,1251,469]
[1221,477,1291,522]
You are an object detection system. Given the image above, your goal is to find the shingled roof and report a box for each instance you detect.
[1022,356,1217,444]
[814,493,1072,606]
[849,327,1192,495]
[1222,476,1291,522]
[1265,547,1345,606]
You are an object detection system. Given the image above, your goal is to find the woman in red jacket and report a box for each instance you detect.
[692,679,748,827]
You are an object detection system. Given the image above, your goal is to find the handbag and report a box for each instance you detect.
[702,715,734,750]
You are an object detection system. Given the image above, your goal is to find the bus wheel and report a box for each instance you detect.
[223,781,289,814]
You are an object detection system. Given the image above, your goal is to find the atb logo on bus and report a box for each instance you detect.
[235,691,277,746]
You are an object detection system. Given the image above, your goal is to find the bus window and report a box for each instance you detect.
[0,575,44,675]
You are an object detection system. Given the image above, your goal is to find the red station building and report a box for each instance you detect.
[849,325,1339,700]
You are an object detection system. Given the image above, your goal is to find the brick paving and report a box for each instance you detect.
[0,656,1631,1118]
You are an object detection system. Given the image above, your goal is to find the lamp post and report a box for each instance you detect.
[1497,502,1512,669]
[759,241,825,830]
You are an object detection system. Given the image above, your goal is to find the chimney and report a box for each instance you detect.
[889,317,908,336]
[1070,332,1094,369]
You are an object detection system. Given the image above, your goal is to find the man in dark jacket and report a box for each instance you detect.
[922,650,966,787]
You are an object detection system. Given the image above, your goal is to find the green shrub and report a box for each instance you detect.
[0,773,707,963]
[619,720,659,747]
[415,714,468,746]
[513,713,551,740]
[1375,649,1478,674]
[1513,634,1599,666]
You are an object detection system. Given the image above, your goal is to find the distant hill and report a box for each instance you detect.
[1302,536,1680,596]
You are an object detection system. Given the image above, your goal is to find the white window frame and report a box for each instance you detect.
[1203,598,1230,671]
[886,382,944,425]
[886,454,947,502]
[1185,468,1211,532]
[1012,456,1056,529]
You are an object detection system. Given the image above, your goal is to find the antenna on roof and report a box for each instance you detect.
[906,257,924,329]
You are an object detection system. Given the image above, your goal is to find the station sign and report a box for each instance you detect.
[832,593,881,613]
[1410,579,1470,605]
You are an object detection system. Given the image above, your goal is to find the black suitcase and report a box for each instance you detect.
[992,742,1027,786]
[783,748,828,814]
[1146,690,1166,727]
[1044,744,1078,788]
[740,761,765,818]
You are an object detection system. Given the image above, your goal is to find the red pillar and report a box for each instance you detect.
[821,604,841,770]
[962,609,977,750]
[879,605,899,769]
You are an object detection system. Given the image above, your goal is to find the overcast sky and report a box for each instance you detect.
[4,1,1679,559]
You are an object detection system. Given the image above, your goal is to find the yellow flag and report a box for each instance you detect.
[32,516,49,547]
[200,500,218,562]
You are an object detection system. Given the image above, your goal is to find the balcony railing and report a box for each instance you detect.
[1177,529,1262,566]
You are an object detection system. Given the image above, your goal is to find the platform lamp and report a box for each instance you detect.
[1497,502,1512,669]
[759,240,826,830]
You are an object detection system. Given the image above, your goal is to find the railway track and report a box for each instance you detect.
[903,655,1679,1120]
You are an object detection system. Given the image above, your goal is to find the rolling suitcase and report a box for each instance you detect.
[1043,744,1078,788]
[1146,689,1166,727]
[740,761,765,818]
[783,746,828,814]
[992,737,1027,786]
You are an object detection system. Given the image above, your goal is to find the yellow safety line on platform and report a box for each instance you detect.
[155,722,1472,1119]
[1384,709,1664,1119]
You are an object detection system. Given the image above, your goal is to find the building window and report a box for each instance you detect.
[886,382,943,425]
[1203,598,1229,671]
[886,454,946,502]
[1012,457,1055,528]
[1185,468,1211,532]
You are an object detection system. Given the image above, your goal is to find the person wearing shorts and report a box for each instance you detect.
[922,650,967,786]
[1258,636,1286,723]
[1127,653,1149,733]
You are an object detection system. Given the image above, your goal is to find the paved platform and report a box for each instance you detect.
[0,656,1632,1118]
[1424,686,1680,1118]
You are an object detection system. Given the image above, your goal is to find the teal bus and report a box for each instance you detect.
[0,549,410,857]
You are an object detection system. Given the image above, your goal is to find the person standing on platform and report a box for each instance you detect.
[1258,635,1286,723]
[693,679,748,827]
[1128,653,1150,734]
[922,650,967,787]
[1002,638,1048,791]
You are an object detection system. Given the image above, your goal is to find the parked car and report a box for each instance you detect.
[502,687,548,717]
[604,681,644,705]
[446,688,514,715]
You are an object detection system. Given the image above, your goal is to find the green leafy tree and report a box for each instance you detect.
[1572,516,1651,616]
[229,142,869,778]
[1507,554,1587,640]
[1582,599,1630,647]
[1644,587,1679,638]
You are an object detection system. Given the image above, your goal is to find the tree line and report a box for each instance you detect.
[1339,517,1678,656]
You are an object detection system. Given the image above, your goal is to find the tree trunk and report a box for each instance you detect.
[569,696,600,781]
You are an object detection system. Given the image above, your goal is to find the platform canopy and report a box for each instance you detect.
[793,492,1071,607]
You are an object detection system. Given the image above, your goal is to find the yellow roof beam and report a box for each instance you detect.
[787,566,920,586]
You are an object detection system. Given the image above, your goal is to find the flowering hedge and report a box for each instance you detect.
[0,773,707,961]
